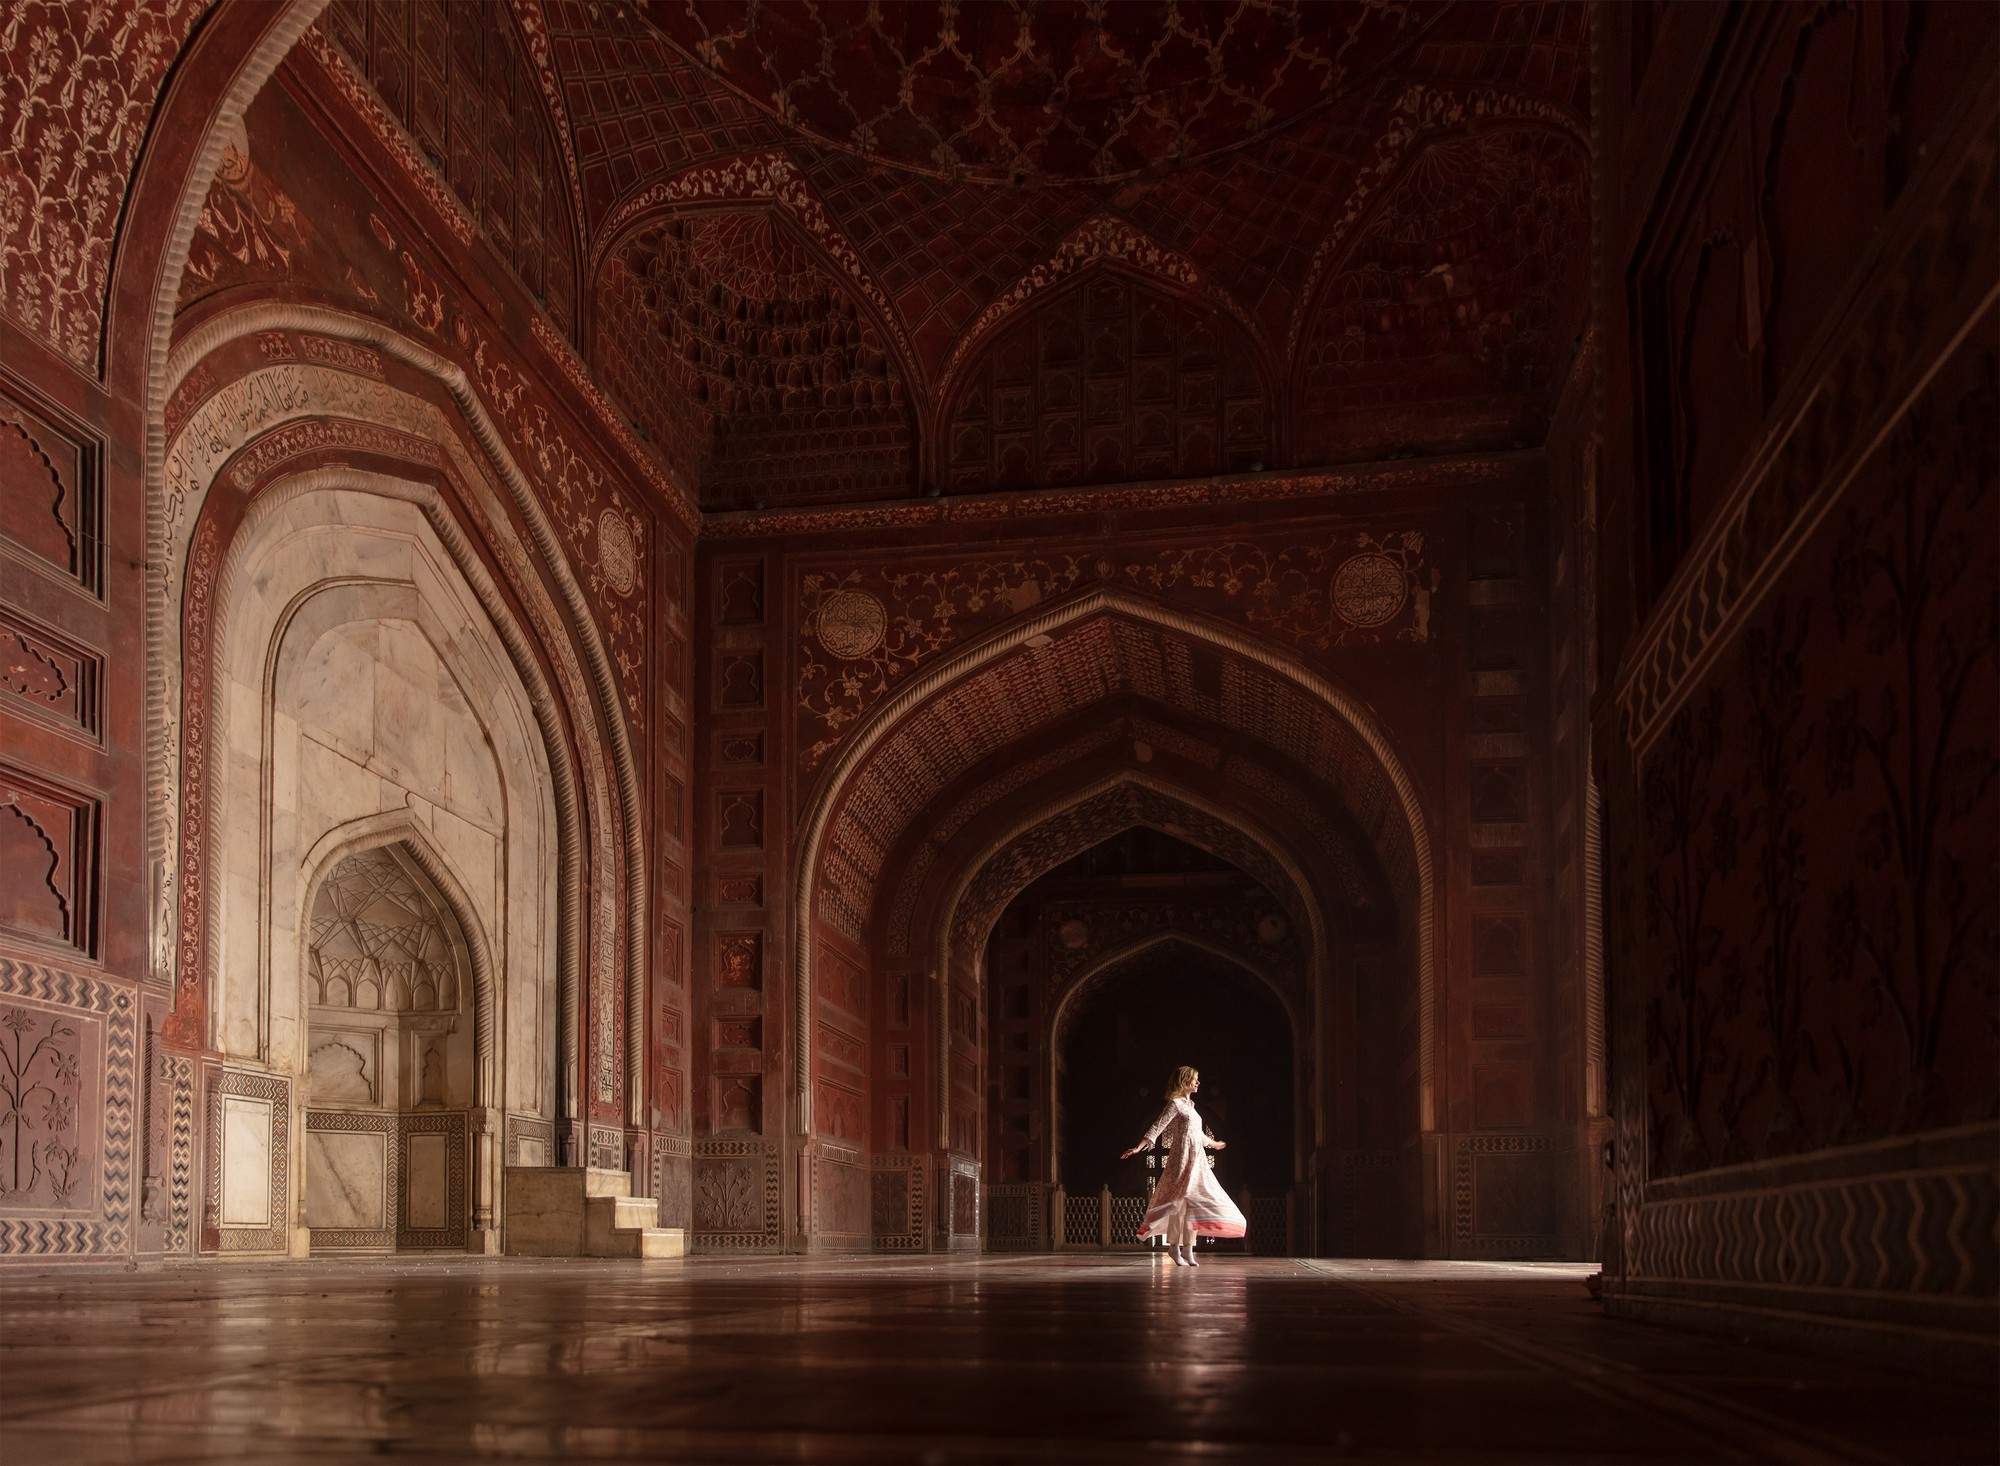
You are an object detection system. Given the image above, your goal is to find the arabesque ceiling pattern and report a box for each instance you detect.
[316,0,1590,510]
[644,1,1446,186]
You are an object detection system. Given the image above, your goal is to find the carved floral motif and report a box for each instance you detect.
[0,0,204,367]
[0,1004,83,1206]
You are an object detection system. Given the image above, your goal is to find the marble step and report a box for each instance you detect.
[604,1225,686,1259]
[585,1194,658,1231]
[582,1193,684,1258]
[584,1167,632,1198]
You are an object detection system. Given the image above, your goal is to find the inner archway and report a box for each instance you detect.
[797,589,1434,1256]
[982,822,1307,1198]
[302,841,476,1253]
[1056,943,1295,1205]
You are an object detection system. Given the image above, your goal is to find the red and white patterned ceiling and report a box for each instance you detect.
[321,1,1592,510]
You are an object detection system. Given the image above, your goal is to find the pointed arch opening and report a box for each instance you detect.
[794,586,1440,1256]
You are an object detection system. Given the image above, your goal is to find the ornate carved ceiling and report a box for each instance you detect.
[595,208,916,507]
[315,1,1592,510]
[643,1,1448,186]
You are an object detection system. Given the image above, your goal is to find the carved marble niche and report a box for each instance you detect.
[196,487,565,1256]
[302,843,472,1252]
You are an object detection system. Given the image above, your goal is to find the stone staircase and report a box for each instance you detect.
[503,1165,686,1259]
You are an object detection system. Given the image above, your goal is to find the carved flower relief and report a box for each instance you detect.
[180,125,306,305]
[695,1157,761,1232]
[0,1004,86,1206]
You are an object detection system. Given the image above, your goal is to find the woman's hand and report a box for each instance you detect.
[1119,1144,1144,1160]
[1207,1139,1227,1150]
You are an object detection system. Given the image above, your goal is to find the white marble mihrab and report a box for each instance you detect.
[306,1127,388,1231]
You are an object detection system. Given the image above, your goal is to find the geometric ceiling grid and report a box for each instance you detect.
[643,1,1450,187]
[307,844,463,1013]
[939,266,1274,494]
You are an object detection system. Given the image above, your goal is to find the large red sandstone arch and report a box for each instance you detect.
[795,587,1440,1250]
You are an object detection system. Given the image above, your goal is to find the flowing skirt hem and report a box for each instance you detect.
[1135,1219,1248,1240]
[1136,1197,1248,1241]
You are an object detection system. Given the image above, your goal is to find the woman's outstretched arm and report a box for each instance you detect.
[1120,1104,1178,1158]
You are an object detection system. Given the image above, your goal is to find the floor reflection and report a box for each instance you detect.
[0,1255,1986,1464]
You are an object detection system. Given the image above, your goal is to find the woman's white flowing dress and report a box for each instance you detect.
[1135,1096,1248,1240]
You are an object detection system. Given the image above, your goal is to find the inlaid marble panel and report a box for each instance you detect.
[218,1096,272,1228]
[306,1128,386,1230]
[404,1132,447,1231]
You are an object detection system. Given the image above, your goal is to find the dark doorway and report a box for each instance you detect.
[1056,944,1294,1200]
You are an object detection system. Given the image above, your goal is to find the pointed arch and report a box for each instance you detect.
[935,217,1271,407]
[1047,929,1305,1184]
[915,768,1332,1160]
[152,302,647,1124]
[797,586,1440,1138]
[296,812,500,1107]
[929,250,1279,494]
[931,771,1325,1010]
[1051,930,1301,1046]
[204,469,566,1123]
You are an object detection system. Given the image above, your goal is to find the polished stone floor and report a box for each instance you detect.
[0,1254,1990,1463]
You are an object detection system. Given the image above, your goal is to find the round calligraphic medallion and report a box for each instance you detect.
[816,588,887,660]
[1057,918,1091,951]
[1331,551,1406,628]
[597,509,638,595]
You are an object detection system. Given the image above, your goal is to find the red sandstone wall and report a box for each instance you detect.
[1594,2,1999,1352]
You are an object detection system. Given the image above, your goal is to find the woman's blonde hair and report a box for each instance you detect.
[1166,1065,1200,1099]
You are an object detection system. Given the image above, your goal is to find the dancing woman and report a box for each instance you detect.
[1120,1065,1247,1265]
